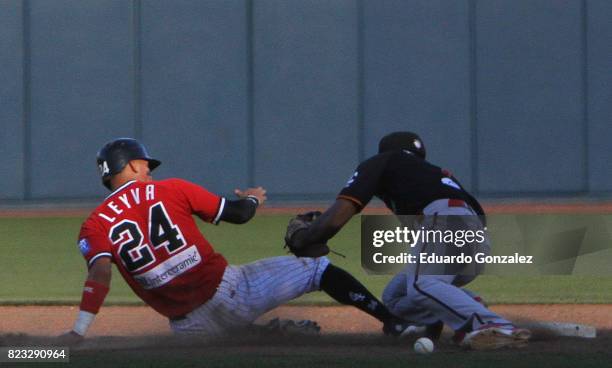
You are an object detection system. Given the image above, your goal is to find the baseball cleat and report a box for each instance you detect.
[460,324,531,350]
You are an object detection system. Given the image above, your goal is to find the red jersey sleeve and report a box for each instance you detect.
[78,219,113,268]
[168,179,224,224]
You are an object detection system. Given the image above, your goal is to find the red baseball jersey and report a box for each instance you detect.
[77,178,228,318]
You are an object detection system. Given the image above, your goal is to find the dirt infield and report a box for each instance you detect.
[2,305,611,368]
[2,304,611,337]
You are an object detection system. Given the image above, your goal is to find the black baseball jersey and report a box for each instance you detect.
[338,150,485,215]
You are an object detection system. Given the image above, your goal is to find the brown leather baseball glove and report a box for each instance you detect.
[284,211,329,257]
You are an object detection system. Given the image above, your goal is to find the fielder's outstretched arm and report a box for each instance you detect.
[62,257,112,342]
[292,198,359,248]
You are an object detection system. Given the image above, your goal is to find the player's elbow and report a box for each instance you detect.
[219,199,257,224]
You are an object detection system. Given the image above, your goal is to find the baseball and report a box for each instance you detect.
[413,337,434,354]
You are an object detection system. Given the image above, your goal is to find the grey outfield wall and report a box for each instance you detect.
[140,0,250,195]
[588,0,612,192]
[28,0,136,198]
[1,0,611,201]
[476,0,585,193]
[0,0,25,199]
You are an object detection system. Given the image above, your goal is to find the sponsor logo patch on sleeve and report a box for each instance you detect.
[345,171,358,187]
[78,238,91,256]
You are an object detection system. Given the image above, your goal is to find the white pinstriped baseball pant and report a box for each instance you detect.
[169,256,330,335]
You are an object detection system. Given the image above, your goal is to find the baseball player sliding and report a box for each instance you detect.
[284,131,531,350]
[59,138,411,343]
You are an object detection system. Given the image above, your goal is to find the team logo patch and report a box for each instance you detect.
[345,171,358,187]
[78,238,91,256]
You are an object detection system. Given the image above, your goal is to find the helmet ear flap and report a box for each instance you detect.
[102,177,112,190]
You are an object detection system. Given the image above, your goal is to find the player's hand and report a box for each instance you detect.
[234,186,267,206]
[284,212,330,257]
[57,331,84,346]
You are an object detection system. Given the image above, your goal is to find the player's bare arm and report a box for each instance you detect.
[287,148,386,254]
[291,198,358,249]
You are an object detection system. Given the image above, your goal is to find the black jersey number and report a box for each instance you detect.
[110,220,154,272]
[109,202,187,272]
[149,202,186,254]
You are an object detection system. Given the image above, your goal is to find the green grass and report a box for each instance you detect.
[2,215,612,304]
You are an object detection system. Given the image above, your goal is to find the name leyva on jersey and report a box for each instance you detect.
[97,184,156,224]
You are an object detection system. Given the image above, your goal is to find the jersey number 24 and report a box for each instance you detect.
[109,202,187,273]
